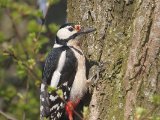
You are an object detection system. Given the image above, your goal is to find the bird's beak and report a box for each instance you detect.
[74,25,96,35]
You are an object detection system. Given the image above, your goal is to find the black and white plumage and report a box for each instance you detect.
[40,23,96,120]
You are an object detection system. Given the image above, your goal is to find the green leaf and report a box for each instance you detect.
[0,0,11,8]
[17,61,27,79]
[32,10,43,17]
[27,20,41,33]
[150,116,160,120]
[56,89,63,98]
[136,107,146,119]
[4,86,17,101]
[47,86,56,93]
[27,58,36,69]
[150,95,160,105]
[11,11,21,23]
[48,23,59,33]
[83,106,89,118]
[35,80,41,87]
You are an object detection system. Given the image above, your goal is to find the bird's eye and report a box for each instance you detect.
[68,27,74,31]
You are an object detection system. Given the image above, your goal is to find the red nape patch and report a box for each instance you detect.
[75,25,81,31]
[65,100,80,120]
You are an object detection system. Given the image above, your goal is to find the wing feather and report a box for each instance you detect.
[40,46,77,119]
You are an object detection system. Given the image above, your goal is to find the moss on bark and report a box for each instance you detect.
[67,0,160,119]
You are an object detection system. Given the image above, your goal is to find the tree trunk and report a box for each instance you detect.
[67,0,160,120]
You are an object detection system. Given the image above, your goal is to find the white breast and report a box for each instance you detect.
[69,47,87,102]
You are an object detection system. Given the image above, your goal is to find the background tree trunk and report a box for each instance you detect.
[67,0,160,120]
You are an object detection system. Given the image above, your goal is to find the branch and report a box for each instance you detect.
[2,50,39,120]
[3,50,41,81]
[6,9,29,59]
[0,110,17,120]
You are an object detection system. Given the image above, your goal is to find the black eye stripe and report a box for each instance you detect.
[68,27,74,31]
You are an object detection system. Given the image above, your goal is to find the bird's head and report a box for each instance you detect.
[55,23,96,45]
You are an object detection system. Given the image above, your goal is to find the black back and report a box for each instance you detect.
[40,46,78,119]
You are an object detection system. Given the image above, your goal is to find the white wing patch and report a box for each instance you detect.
[50,50,66,87]
[40,106,44,111]
[63,82,68,86]
[57,112,61,118]
[60,102,64,107]
[49,95,58,101]
[50,104,59,111]
[41,97,45,102]
[41,83,45,92]
[50,71,61,87]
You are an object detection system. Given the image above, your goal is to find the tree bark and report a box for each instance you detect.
[67,0,160,120]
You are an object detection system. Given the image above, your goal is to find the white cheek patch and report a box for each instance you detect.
[57,27,77,40]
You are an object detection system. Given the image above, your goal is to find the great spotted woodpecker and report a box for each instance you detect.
[40,23,96,120]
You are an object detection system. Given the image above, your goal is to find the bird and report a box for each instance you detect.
[40,23,96,120]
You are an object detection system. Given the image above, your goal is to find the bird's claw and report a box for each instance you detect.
[87,61,105,85]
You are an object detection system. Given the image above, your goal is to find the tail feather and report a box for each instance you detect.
[40,84,50,118]
[40,82,71,120]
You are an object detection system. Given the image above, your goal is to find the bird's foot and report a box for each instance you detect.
[87,61,105,85]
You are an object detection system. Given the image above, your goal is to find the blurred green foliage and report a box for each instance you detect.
[135,94,160,120]
[0,0,59,119]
